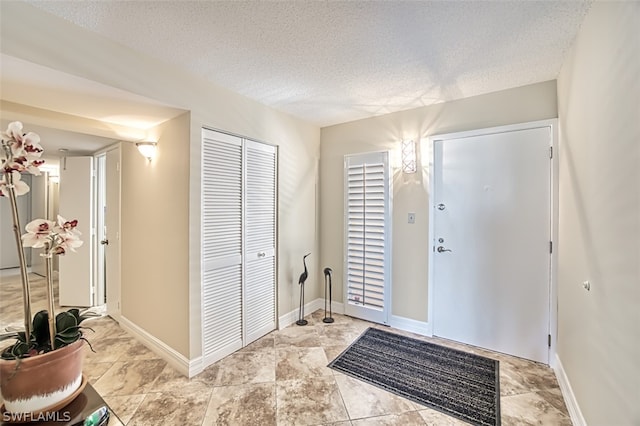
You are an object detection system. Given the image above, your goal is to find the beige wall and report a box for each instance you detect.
[320,81,558,322]
[121,113,191,356]
[556,2,640,424]
[1,2,321,360]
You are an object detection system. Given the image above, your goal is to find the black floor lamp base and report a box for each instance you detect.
[322,317,334,324]
[296,319,308,326]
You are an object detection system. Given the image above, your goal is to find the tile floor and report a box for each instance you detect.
[1,273,571,425]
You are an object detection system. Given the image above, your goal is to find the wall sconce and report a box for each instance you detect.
[401,140,417,173]
[136,142,157,161]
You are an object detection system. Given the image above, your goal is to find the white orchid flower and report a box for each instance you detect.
[22,219,56,248]
[0,171,30,197]
[2,121,24,145]
[1,121,44,176]
[53,232,84,255]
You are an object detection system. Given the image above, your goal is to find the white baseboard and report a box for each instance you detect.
[389,315,431,336]
[328,301,344,315]
[118,315,202,378]
[278,298,324,329]
[554,353,586,426]
[317,301,431,336]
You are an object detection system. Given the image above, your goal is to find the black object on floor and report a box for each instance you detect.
[322,267,334,323]
[328,327,500,426]
[296,253,311,326]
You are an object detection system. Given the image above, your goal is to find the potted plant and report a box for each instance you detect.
[0,121,90,416]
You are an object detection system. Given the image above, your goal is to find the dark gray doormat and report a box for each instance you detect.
[328,327,500,426]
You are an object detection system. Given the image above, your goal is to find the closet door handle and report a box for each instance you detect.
[257,252,266,258]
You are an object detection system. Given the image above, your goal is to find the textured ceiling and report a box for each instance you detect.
[26,1,591,127]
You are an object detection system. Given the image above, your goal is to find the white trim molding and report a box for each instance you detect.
[554,354,586,426]
[118,316,202,378]
[278,298,324,329]
[389,315,431,336]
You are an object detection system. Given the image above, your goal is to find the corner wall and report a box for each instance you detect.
[556,2,640,424]
[121,113,191,357]
[320,81,558,323]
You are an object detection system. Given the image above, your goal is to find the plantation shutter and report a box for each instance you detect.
[344,152,391,324]
[201,130,243,363]
[244,140,277,344]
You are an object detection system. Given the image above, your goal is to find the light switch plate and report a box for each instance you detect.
[408,213,416,224]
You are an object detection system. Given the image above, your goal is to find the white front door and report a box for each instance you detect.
[432,125,552,363]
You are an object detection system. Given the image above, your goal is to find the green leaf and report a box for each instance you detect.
[56,311,79,332]
[32,310,49,344]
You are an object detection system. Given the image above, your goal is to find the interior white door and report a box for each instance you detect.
[201,130,244,364]
[432,126,551,363]
[105,148,121,318]
[243,140,276,345]
[344,152,391,325]
[59,156,94,307]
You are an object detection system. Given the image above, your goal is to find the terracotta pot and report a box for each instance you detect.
[0,339,84,414]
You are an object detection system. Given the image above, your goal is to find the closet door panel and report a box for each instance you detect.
[201,129,243,363]
[244,140,276,344]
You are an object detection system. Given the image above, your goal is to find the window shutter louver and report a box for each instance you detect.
[345,152,391,324]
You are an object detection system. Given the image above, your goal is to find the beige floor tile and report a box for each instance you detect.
[501,392,572,425]
[276,377,349,425]
[324,344,350,364]
[202,383,276,425]
[351,411,426,425]
[240,332,276,353]
[102,394,146,424]
[127,384,212,426]
[151,363,205,393]
[204,350,276,386]
[334,374,416,420]
[316,324,363,347]
[276,346,333,381]
[418,409,470,425]
[274,325,322,348]
[93,359,167,396]
[83,361,115,382]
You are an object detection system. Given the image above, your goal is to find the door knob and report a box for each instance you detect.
[100,239,109,245]
[257,252,266,258]
[437,204,446,211]
[436,246,451,253]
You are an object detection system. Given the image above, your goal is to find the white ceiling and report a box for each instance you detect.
[13,1,591,129]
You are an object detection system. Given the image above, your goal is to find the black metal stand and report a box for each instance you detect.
[296,280,307,326]
[323,267,334,323]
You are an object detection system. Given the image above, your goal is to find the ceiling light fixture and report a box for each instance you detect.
[136,141,157,162]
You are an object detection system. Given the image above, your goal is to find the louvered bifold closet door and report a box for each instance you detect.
[244,140,277,345]
[201,129,244,365]
[344,152,390,324]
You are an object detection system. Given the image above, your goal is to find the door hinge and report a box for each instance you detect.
[549,241,553,253]
[548,334,552,347]
[549,147,553,159]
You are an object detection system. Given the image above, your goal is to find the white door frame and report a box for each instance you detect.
[94,143,122,319]
[427,119,559,366]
